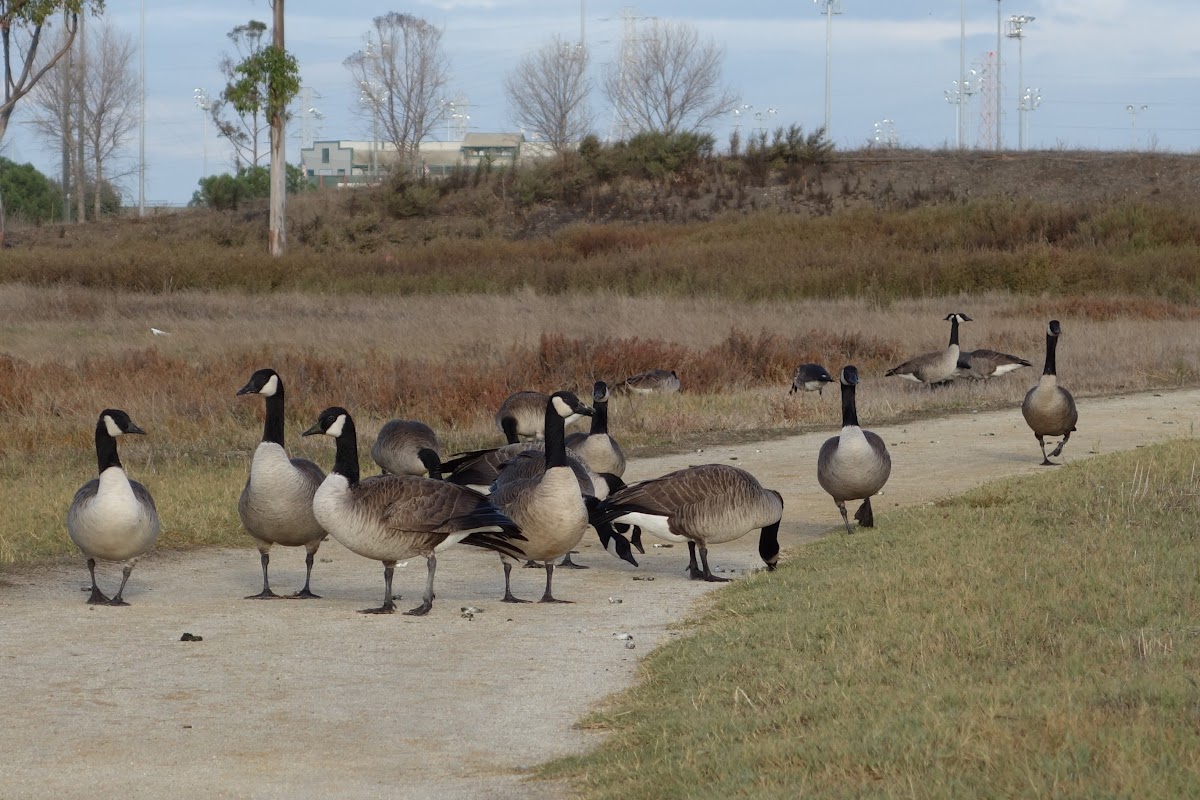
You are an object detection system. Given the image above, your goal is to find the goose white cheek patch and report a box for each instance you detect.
[103,415,123,438]
[325,414,347,438]
[261,374,279,396]
[552,396,573,418]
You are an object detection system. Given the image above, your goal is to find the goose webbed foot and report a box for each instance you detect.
[86,587,111,605]
[502,592,530,603]
[538,594,573,604]
[403,600,433,616]
[1047,435,1070,459]
[557,552,588,569]
[358,600,396,615]
[1039,459,1058,467]
[290,588,321,599]
[245,589,282,600]
[521,560,541,569]
[107,597,131,607]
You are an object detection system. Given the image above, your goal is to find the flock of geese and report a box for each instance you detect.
[64,316,1076,614]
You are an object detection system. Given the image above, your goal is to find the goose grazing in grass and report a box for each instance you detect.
[1021,320,1078,466]
[496,390,584,444]
[593,464,783,581]
[303,407,526,616]
[66,409,161,606]
[789,363,834,395]
[237,368,328,600]
[620,368,681,395]
[371,418,442,478]
[886,313,972,386]
[565,381,626,478]
[817,365,892,535]
[488,390,598,603]
[955,348,1032,380]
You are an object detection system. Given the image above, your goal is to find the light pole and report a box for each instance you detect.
[944,70,977,149]
[958,0,966,148]
[193,88,210,177]
[872,118,897,148]
[994,0,1003,150]
[814,0,842,142]
[754,107,778,135]
[360,82,384,179]
[1020,86,1041,148]
[1126,104,1149,149]
[1005,15,1034,149]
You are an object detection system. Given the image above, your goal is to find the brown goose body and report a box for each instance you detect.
[594,463,783,581]
[1021,320,1078,465]
[370,418,442,477]
[789,363,834,395]
[886,313,971,386]
[620,368,680,394]
[956,349,1032,380]
[818,366,892,534]
[496,390,585,443]
[564,380,626,478]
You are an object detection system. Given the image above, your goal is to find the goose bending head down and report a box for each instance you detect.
[66,410,161,606]
[789,363,834,395]
[237,368,329,600]
[817,366,892,535]
[593,464,784,582]
[886,313,972,386]
[1021,320,1078,466]
[370,418,442,478]
[488,390,598,603]
[303,407,526,616]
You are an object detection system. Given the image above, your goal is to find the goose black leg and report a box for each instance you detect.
[539,563,572,603]
[1037,435,1055,466]
[108,562,134,606]
[245,551,281,599]
[836,501,854,535]
[501,559,529,603]
[404,555,435,616]
[291,547,321,599]
[557,551,588,569]
[1047,431,1072,460]
[85,558,110,605]
[697,545,729,583]
[360,562,397,614]
[854,497,875,528]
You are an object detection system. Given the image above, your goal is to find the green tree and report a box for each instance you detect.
[0,156,65,222]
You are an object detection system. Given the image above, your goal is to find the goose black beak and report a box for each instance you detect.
[302,421,324,437]
[125,423,147,436]
[236,382,256,396]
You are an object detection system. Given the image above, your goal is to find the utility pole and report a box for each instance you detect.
[994,0,1002,150]
[138,0,145,217]
[958,0,966,148]
[61,8,72,223]
[814,0,842,141]
[268,0,286,256]
[76,11,86,223]
[1006,15,1034,150]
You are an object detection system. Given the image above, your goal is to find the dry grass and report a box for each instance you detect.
[0,284,1197,567]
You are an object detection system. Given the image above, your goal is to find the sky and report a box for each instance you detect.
[2,0,1197,206]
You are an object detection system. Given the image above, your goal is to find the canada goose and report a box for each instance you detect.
[565,381,626,478]
[442,442,529,493]
[488,391,597,603]
[371,418,442,477]
[303,407,526,616]
[236,368,328,599]
[66,409,161,606]
[1021,320,1078,466]
[496,390,584,444]
[955,349,1032,380]
[886,313,972,386]
[592,464,783,581]
[789,363,834,395]
[620,368,681,394]
[817,365,892,535]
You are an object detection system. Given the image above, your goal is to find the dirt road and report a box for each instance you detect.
[2,388,1197,799]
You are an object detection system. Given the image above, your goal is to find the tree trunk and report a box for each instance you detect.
[94,153,103,220]
[75,13,87,224]
[268,0,286,256]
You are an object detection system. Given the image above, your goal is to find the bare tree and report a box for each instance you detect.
[505,35,590,156]
[0,1,100,144]
[23,20,137,219]
[604,19,739,137]
[344,12,450,171]
[21,24,78,217]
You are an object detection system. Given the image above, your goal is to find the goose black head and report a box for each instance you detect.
[1047,319,1062,337]
[945,312,973,324]
[303,406,351,438]
[99,409,145,438]
[592,381,610,404]
[839,365,860,386]
[237,368,281,397]
[549,391,593,420]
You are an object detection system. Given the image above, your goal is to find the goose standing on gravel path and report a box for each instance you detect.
[488,391,596,603]
[371,419,442,478]
[593,464,783,581]
[66,410,161,606]
[1021,320,1078,466]
[789,363,834,395]
[886,313,971,386]
[818,366,892,535]
[237,368,328,599]
[304,407,525,616]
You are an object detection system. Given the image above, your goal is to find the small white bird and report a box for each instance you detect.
[150,328,171,337]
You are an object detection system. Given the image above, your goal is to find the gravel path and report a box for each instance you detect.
[2,388,1197,800]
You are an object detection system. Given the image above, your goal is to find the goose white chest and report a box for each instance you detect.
[68,467,159,561]
[239,442,324,545]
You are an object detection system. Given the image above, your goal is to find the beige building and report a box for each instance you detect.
[300,133,537,185]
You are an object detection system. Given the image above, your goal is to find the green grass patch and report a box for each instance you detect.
[541,440,1200,798]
